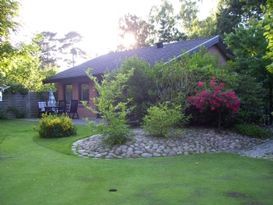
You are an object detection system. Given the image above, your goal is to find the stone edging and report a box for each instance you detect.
[72,128,266,159]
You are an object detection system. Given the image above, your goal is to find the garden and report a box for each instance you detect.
[54,50,272,159]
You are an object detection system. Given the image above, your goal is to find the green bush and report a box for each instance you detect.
[0,109,7,119]
[6,106,25,118]
[143,103,187,137]
[38,114,76,138]
[88,104,130,146]
[233,123,272,139]
[86,68,133,146]
[234,74,265,124]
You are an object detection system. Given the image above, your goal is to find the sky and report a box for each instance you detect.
[12,0,218,66]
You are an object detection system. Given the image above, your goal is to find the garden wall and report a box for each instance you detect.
[0,92,48,118]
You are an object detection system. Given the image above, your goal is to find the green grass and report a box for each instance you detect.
[0,120,273,205]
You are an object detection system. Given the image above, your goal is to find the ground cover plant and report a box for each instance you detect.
[0,120,273,205]
[233,123,272,139]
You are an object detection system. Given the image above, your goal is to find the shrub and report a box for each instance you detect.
[6,106,25,118]
[0,109,7,119]
[234,74,265,123]
[143,103,187,137]
[188,77,240,128]
[38,114,76,138]
[233,123,272,139]
[85,68,133,146]
[88,102,131,146]
[120,58,156,124]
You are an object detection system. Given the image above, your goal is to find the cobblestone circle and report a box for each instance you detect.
[72,128,268,159]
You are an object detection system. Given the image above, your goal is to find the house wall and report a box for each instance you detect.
[208,45,227,65]
[55,79,96,118]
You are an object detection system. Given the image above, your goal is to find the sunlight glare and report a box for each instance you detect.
[121,32,137,49]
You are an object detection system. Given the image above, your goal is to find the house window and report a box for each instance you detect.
[65,84,72,103]
[80,83,89,101]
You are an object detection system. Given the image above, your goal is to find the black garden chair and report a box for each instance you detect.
[57,100,67,114]
[68,100,79,119]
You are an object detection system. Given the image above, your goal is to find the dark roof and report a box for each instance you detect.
[46,35,226,83]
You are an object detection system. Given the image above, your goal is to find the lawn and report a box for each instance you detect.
[0,120,273,205]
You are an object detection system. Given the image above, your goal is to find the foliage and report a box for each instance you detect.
[152,49,237,104]
[6,106,25,118]
[179,0,198,33]
[188,77,240,128]
[86,68,134,145]
[119,58,155,123]
[37,114,76,138]
[149,0,186,43]
[0,109,7,119]
[187,15,217,38]
[115,51,237,124]
[225,20,273,124]
[88,104,130,146]
[0,0,19,41]
[178,0,216,38]
[233,123,272,139]
[234,74,265,123]
[263,0,273,73]
[216,0,266,36]
[34,31,86,68]
[118,14,152,50]
[143,103,186,137]
[0,37,55,92]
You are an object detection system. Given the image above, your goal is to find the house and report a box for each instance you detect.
[45,35,230,118]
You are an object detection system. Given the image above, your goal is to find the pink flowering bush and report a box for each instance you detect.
[188,77,240,128]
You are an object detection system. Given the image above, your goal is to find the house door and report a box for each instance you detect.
[64,84,72,103]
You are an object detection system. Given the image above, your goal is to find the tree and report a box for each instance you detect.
[179,0,198,34]
[225,20,273,124]
[216,0,266,36]
[0,0,18,42]
[35,31,58,68]
[118,14,152,49]
[0,38,55,91]
[178,0,217,38]
[187,15,217,38]
[35,31,86,69]
[263,0,273,73]
[0,1,54,92]
[149,0,186,43]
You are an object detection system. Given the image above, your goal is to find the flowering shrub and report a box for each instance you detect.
[188,77,240,128]
[38,114,76,138]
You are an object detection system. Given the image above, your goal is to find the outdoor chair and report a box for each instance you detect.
[38,101,47,117]
[57,100,67,114]
[68,100,79,119]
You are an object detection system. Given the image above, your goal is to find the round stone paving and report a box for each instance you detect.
[72,128,267,159]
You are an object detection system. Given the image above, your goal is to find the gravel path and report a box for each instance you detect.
[72,128,269,159]
[239,140,273,159]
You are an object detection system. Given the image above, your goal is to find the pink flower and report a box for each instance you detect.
[197,81,204,87]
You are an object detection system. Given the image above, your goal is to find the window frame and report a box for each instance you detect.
[79,83,89,102]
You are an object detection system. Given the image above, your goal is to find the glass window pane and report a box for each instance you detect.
[80,84,89,101]
[65,84,72,103]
